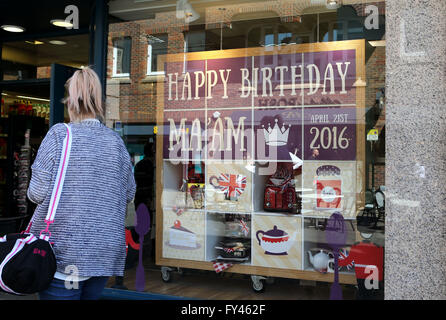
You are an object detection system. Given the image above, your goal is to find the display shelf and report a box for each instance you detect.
[156,40,366,287]
[302,267,355,276]
[163,207,205,214]
[205,211,252,264]
[253,211,300,217]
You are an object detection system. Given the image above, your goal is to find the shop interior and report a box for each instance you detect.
[0,0,92,233]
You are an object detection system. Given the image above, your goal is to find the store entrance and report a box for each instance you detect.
[0,63,79,234]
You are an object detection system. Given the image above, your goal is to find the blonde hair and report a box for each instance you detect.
[64,66,104,122]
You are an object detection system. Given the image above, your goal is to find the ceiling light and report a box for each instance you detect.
[310,0,327,6]
[176,0,200,23]
[25,40,44,45]
[1,25,25,32]
[353,77,367,87]
[49,40,67,45]
[326,0,341,9]
[50,19,73,28]
[369,40,386,47]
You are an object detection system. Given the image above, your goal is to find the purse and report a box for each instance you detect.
[264,163,298,213]
[0,123,72,295]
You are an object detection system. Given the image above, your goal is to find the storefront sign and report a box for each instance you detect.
[160,43,361,162]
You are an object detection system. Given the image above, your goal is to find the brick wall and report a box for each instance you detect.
[369,163,385,189]
[106,12,188,124]
[366,46,385,108]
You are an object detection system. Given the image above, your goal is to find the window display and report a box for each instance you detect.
[106,0,386,299]
[155,39,366,287]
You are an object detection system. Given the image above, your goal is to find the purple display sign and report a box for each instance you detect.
[207,108,253,160]
[162,49,357,162]
[162,110,206,161]
[303,107,356,161]
[254,108,302,162]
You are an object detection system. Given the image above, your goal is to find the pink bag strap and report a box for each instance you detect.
[27,124,72,241]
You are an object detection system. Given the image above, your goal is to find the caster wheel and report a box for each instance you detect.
[161,267,172,283]
[251,277,266,293]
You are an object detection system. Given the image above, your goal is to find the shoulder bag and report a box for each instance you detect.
[0,123,72,295]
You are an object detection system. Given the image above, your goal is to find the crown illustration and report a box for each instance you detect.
[262,119,291,146]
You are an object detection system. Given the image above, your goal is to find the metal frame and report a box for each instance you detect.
[91,0,109,98]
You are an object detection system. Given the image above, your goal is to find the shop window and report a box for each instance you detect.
[106,0,387,300]
[184,31,206,53]
[146,34,168,75]
[346,20,364,40]
[112,37,131,77]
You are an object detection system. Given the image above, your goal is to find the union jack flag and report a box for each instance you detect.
[239,219,249,237]
[218,174,247,199]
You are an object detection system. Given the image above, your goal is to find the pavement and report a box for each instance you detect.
[0,292,38,300]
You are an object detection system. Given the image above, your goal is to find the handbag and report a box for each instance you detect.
[263,163,298,213]
[0,123,72,295]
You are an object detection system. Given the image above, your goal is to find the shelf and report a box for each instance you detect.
[162,207,205,214]
[253,211,300,217]
[163,159,296,163]
[209,258,251,265]
[303,267,355,276]
[206,209,253,215]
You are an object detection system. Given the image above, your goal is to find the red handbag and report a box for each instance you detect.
[264,163,298,213]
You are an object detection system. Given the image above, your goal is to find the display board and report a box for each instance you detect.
[156,40,366,284]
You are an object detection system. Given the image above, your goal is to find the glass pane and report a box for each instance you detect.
[1,34,89,81]
[113,37,131,74]
[106,0,386,300]
[149,34,168,73]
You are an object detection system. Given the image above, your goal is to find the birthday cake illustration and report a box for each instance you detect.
[167,220,199,249]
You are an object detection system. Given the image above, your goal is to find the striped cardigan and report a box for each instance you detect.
[27,120,136,277]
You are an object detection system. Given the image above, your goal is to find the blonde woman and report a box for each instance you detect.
[27,67,136,300]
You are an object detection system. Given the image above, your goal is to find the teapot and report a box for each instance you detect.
[307,249,334,273]
[256,225,296,255]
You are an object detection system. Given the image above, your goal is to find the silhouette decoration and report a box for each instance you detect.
[135,203,151,292]
[325,212,347,300]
